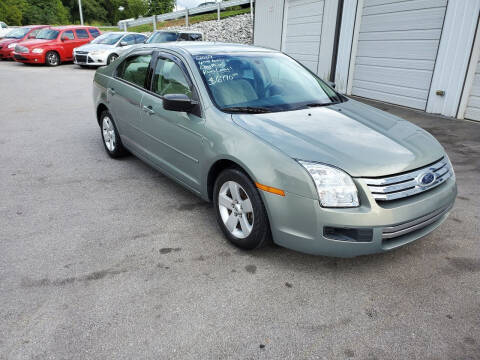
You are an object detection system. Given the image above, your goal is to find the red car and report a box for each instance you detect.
[13,25,101,66]
[0,25,49,60]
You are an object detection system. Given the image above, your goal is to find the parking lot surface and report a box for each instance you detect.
[0,61,479,360]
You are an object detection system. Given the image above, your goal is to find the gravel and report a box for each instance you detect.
[165,13,253,44]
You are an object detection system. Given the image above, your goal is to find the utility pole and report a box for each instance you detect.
[78,0,84,25]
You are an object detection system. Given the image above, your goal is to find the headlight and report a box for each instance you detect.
[32,48,44,54]
[445,154,455,181]
[299,161,359,207]
[8,43,16,49]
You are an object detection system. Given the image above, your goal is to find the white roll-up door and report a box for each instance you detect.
[351,0,448,110]
[465,61,480,121]
[282,0,325,73]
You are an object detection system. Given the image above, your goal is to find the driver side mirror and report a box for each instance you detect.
[119,41,128,47]
[162,94,196,112]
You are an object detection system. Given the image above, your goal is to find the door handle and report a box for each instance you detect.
[108,88,116,96]
[142,105,155,115]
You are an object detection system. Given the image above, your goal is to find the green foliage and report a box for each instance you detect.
[0,0,28,25]
[22,0,69,25]
[125,0,148,19]
[149,0,174,16]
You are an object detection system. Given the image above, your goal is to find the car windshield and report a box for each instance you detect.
[36,29,59,40]
[146,32,178,43]
[92,33,123,45]
[5,28,30,39]
[193,53,344,113]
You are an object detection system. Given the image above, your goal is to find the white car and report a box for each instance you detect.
[73,32,147,67]
[0,22,10,38]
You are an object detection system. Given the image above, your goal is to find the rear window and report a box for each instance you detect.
[89,28,100,38]
[146,32,178,43]
[76,29,89,39]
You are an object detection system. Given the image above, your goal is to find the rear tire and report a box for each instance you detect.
[45,51,60,66]
[213,168,271,250]
[100,110,127,158]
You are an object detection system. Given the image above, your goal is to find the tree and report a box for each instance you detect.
[149,0,174,16]
[0,0,28,25]
[126,0,148,18]
[23,0,69,25]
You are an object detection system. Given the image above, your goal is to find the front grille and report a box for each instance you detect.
[382,204,451,240]
[75,51,88,55]
[75,54,88,63]
[15,45,28,53]
[361,157,452,201]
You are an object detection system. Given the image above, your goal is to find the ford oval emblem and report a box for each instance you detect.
[418,172,436,187]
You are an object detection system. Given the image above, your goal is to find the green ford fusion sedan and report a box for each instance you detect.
[92,42,457,257]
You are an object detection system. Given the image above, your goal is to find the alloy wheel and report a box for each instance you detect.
[218,181,254,239]
[47,52,59,66]
[102,116,116,152]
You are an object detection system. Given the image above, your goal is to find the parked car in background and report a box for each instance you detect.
[92,43,457,257]
[13,25,101,66]
[0,22,10,38]
[0,25,49,60]
[145,30,203,43]
[74,32,147,68]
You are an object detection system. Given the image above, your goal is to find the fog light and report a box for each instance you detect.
[324,227,373,242]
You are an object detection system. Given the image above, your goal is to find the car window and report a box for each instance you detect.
[153,58,192,98]
[117,54,152,88]
[178,33,202,41]
[30,29,41,37]
[122,34,136,45]
[76,29,89,39]
[1,22,6,29]
[134,34,147,44]
[146,32,178,43]
[89,28,100,38]
[63,30,75,40]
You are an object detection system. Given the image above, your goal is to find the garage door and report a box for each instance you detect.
[465,60,480,121]
[282,0,325,73]
[351,0,448,110]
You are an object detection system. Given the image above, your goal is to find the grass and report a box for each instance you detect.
[99,7,250,33]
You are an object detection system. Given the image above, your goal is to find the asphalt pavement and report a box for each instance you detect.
[0,60,479,360]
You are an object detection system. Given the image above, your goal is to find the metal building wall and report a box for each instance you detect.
[254,0,286,50]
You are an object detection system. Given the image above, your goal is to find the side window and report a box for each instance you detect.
[76,29,89,39]
[153,58,192,98]
[135,34,146,44]
[178,33,189,41]
[1,22,6,29]
[189,33,202,41]
[89,28,100,38]
[122,34,136,45]
[30,29,41,37]
[63,30,75,40]
[116,54,152,88]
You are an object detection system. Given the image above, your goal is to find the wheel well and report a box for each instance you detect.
[207,159,249,201]
[96,103,108,126]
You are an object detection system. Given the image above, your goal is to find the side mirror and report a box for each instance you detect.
[119,41,128,47]
[28,34,36,39]
[162,94,195,112]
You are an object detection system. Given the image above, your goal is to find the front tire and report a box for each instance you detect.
[100,110,127,158]
[45,51,60,66]
[213,168,271,250]
[107,53,118,65]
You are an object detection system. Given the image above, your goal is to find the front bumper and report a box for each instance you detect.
[0,48,14,59]
[263,177,457,257]
[74,52,107,66]
[13,51,45,64]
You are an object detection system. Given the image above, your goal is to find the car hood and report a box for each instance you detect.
[75,43,113,52]
[0,38,20,46]
[231,99,444,177]
[19,39,55,48]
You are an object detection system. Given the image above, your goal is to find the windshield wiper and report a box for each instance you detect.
[305,101,339,108]
[221,106,272,114]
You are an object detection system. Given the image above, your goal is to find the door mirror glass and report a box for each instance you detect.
[119,41,128,47]
[162,94,195,112]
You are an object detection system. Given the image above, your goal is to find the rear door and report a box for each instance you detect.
[107,51,153,151]
[139,52,204,190]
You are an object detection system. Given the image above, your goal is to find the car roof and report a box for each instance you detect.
[140,42,277,56]
[152,30,203,34]
[50,25,98,30]
[24,25,49,29]
[105,31,145,35]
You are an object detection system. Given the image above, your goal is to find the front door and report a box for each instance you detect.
[59,30,76,60]
[139,54,205,191]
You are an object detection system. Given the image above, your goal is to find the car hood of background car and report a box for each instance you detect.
[231,99,445,177]
[0,38,20,46]
[76,44,113,52]
[18,39,55,48]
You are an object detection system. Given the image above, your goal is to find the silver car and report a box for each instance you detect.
[74,32,147,67]
[92,43,457,257]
